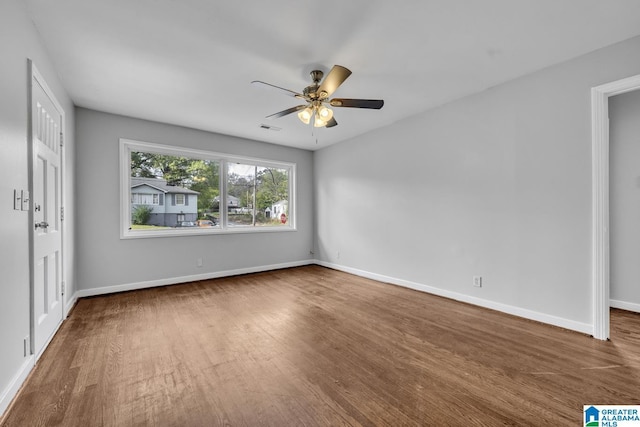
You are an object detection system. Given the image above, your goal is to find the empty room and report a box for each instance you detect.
[2,1,640,425]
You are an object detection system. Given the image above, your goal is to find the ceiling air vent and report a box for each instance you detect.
[260,124,281,131]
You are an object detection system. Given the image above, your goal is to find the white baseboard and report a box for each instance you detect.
[64,292,78,317]
[76,259,315,298]
[610,299,640,313]
[316,260,594,336]
[0,356,34,420]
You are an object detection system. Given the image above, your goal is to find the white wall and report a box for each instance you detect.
[75,108,314,294]
[610,89,640,312]
[314,35,640,333]
[0,0,76,416]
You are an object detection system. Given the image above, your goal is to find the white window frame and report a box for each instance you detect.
[120,138,296,239]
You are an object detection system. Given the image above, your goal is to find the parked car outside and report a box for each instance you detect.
[176,221,197,227]
[196,219,216,227]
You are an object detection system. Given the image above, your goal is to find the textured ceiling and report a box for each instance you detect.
[24,0,640,150]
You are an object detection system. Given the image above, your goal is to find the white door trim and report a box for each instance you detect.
[28,59,66,358]
[591,73,640,340]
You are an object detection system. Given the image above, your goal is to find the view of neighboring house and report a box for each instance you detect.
[266,200,288,220]
[131,177,199,226]
[213,194,240,211]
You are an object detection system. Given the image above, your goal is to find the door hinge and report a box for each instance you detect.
[60,206,64,221]
[61,281,65,296]
[60,131,64,147]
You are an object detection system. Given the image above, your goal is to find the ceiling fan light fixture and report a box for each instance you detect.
[314,116,327,127]
[313,105,332,127]
[254,64,384,131]
[317,105,333,121]
[297,107,313,124]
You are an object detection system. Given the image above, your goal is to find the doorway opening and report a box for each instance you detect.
[591,73,640,340]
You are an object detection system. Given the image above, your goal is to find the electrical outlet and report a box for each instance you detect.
[473,276,482,287]
[196,257,203,268]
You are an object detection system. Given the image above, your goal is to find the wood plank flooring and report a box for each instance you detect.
[2,265,639,426]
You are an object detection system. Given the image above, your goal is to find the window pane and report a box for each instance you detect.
[130,151,220,230]
[226,163,289,227]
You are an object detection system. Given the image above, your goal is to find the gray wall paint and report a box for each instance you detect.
[610,89,640,307]
[0,0,76,411]
[75,108,314,291]
[314,36,640,327]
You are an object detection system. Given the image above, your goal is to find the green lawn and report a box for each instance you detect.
[130,224,171,230]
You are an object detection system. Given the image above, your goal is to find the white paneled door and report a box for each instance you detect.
[30,62,64,358]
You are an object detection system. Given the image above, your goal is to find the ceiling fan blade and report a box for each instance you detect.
[329,98,384,109]
[251,81,304,99]
[325,117,338,128]
[317,65,352,99]
[265,105,308,119]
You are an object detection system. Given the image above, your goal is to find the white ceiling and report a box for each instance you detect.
[24,0,640,150]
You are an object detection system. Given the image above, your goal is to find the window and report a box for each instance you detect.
[120,139,296,238]
[226,163,290,228]
[131,193,159,205]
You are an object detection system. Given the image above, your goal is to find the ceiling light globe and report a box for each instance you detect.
[317,105,333,121]
[298,107,312,124]
[314,117,327,127]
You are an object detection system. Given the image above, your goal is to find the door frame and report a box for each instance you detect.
[27,59,66,358]
[591,73,640,340]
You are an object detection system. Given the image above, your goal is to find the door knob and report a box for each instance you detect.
[35,221,49,229]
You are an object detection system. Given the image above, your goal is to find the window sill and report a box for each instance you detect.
[120,226,297,240]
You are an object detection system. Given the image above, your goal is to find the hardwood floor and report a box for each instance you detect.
[2,265,639,426]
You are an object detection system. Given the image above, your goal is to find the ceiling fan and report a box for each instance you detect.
[251,65,384,128]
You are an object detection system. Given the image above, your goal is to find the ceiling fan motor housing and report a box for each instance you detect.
[303,85,319,100]
[303,70,330,100]
[310,70,324,83]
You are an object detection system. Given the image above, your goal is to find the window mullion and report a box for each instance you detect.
[220,159,228,230]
